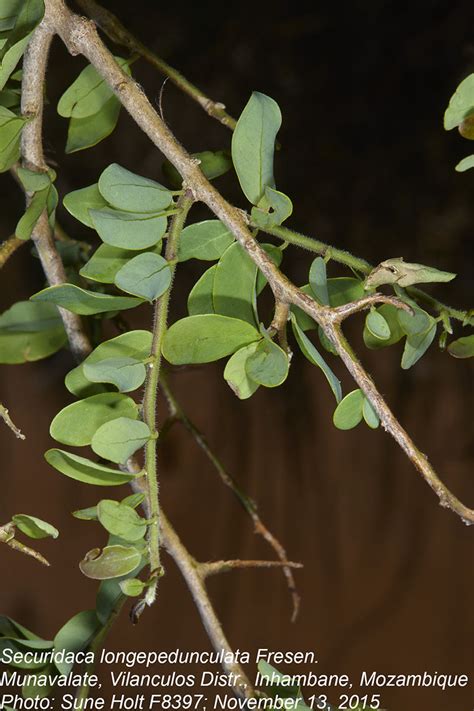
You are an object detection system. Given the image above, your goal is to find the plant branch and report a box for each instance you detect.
[330,294,413,322]
[199,559,303,578]
[265,224,474,326]
[74,0,236,129]
[0,236,25,269]
[20,13,91,362]
[0,524,50,566]
[45,0,474,524]
[0,402,25,439]
[141,191,194,607]
[160,372,301,620]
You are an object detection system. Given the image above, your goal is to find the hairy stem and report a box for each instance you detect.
[142,192,194,605]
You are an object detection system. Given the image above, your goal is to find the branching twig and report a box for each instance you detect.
[270,300,290,352]
[199,559,303,578]
[0,523,50,566]
[74,0,236,129]
[330,294,413,322]
[45,0,474,524]
[160,373,302,620]
[0,402,25,440]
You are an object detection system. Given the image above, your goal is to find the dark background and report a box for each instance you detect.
[1,1,473,710]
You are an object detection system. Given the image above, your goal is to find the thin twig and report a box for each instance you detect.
[0,236,25,269]
[160,372,301,620]
[75,0,237,129]
[270,300,290,352]
[46,0,474,524]
[0,403,25,440]
[199,559,303,578]
[330,294,413,322]
[0,524,50,566]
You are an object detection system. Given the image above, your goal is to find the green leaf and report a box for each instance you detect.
[397,307,432,336]
[79,545,142,580]
[97,499,147,542]
[65,330,152,397]
[308,257,330,306]
[401,323,437,370]
[0,34,30,92]
[363,304,404,349]
[245,338,289,387]
[187,265,216,315]
[121,493,146,509]
[58,59,129,118]
[98,163,172,213]
[455,155,474,172]
[114,253,171,301]
[444,74,474,130]
[223,342,260,399]
[12,514,59,540]
[291,316,342,402]
[231,91,282,204]
[91,417,151,464]
[72,506,98,521]
[365,258,456,288]
[53,611,99,675]
[162,150,231,187]
[45,449,136,487]
[326,277,365,306]
[90,208,168,250]
[65,96,121,154]
[1,0,44,57]
[251,187,293,229]
[178,220,234,262]
[362,397,379,429]
[333,389,364,430]
[63,183,108,229]
[0,106,26,172]
[162,314,261,364]
[15,186,49,240]
[0,301,66,364]
[0,1,23,32]
[0,615,40,641]
[447,334,474,358]
[50,392,139,446]
[213,242,258,326]
[16,167,52,192]
[366,309,391,340]
[80,243,162,285]
[84,357,146,393]
[30,284,143,315]
[119,578,146,597]
[0,639,53,670]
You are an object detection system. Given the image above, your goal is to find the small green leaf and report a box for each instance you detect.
[187,265,217,315]
[45,449,136,487]
[98,163,172,213]
[291,316,342,402]
[0,301,66,364]
[308,257,330,306]
[121,493,146,509]
[65,330,152,397]
[80,243,162,285]
[79,545,141,580]
[1,0,44,58]
[90,208,168,250]
[397,307,432,336]
[231,91,282,205]
[119,578,146,597]
[91,417,151,464]
[178,220,234,262]
[455,155,474,172]
[245,338,289,387]
[12,514,59,540]
[444,74,474,130]
[0,35,30,92]
[53,611,99,675]
[97,499,147,541]
[366,310,391,340]
[17,167,52,192]
[362,397,380,429]
[213,242,258,326]
[447,334,474,358]
[15,186,49,240]
[401,323,437,370]
[30,284,143,315]
[63,184,108,228]
[223,342,260,399]
[72,506,98,521]
[114,253,171,301]
[50,392,138,447]
[162,150,231,187]
[65,98,120,154]
[333,389,364,430]
[363,304,405,349]
[58,59,129,118]
[0,106,26,172]
[84,357,146,393]
[162,314,261,364]
[251,187,293,229]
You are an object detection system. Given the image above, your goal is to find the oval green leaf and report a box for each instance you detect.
[90,208,167,250]
[366,310,391,340]
[91,417,151,464]
[333,389,364,430]
[245,339,289,387]
[97,499,147,542]
[79,545,141,580]
[98,163,172,213]
[45,449,136,487]
[224,342,260,400]
[30,284,143,315]
[447,334,474,358]
[362,397,380,429]
[0,301,66,364]
[114,253,171,301]
[12,514,59,540]
[84,357,146,393]
[178,220,234,262]
[119,578,146,597]
[63,183,107,229]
